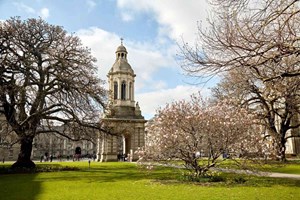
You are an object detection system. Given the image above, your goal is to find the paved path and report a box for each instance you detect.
[214,168,300,179]
[267,172,300,179]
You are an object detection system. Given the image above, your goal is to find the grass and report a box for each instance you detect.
[0,161,299,200]
[261,160,300,174]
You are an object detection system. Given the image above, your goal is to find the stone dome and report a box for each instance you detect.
[110,59,134,74]
[116,45,127,53]
[109,43,134,74]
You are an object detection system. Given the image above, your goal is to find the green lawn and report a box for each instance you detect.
[261,160,300,174]
[0,161,299,200]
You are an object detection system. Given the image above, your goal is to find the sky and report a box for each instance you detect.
[0,0,217,119]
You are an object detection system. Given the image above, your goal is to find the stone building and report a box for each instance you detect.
[0,108,20,162]
[31,131,96,161]
[283,114,300,156]
[98,41,147,161]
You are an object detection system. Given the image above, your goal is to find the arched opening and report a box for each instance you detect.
[74,146,81,161]
[121,53,124,58]
[125,137,131,155]
[113,81,118,99]
[75,147,81,155]
[121,81,126,100]
[117,135,131,161]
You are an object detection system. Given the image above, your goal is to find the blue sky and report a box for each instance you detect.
[0,0,216,119]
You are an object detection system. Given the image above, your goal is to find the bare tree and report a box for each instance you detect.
[139,94,267,177]
[212,68,300,161]
[0,17,107,168]
[180,0,300,161]
[180,0,300,81]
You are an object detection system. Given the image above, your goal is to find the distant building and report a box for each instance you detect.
[31,131,96,161]
[282,114,300,156]
[0,107,19,161]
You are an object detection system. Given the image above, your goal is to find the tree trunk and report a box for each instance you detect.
[278,142,287,162]
[274,139,286,162]
[12,136,36,168]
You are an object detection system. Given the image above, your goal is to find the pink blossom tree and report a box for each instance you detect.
[140,94,268,177]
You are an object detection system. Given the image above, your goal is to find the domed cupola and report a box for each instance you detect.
[109,40,134,74]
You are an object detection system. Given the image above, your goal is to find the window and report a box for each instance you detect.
[129,82,132,100]
[121,81,126,100]
[114,82,118,99]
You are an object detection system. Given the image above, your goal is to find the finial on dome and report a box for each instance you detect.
[120,37,124,45]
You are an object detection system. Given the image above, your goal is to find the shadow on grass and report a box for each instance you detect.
[29,163,177,184]
[0,162,41,200]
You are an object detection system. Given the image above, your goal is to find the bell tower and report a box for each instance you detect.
[106,39,142,118]
[100,40,146,161]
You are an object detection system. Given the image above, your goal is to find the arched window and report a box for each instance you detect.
[121,81,126,100]
[114,81,118,99]
[129,82,132,100]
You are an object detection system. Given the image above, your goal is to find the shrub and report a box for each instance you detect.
[233,176,247,184]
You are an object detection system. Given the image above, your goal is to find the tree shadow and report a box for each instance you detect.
[0,163,41,200]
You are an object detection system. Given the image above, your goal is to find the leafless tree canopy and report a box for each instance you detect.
[212,68,300,160]
[180,0,300,81]
[0,17,107,167]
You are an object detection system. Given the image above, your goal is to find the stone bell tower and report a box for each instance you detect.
[99,40,146,161]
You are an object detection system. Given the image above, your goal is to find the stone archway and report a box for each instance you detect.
[116,134,132,161]
[99,120,146,161]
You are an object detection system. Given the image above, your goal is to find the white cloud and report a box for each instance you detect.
[76,27,118,82]
[39,8,49,19]
[136,85,211,119]
[13,2,35,14]
[153,80,168,90]
[86,0,97,11]
[121,12,134,22]
[116,0,211,43]
[13,2,50,19]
